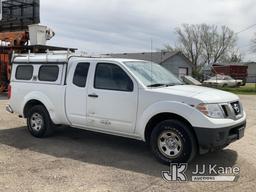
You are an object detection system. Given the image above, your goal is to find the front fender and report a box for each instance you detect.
[136,101,204,140]
[22,91,57,123]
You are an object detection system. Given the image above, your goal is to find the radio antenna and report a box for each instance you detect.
[150,38,153,88]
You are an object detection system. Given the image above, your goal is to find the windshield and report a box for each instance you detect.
[124,61,183,87]
[224,76,233,80]
[210,76,223,80]
[210,75,232,80]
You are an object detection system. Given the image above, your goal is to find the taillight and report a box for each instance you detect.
[8,85,11,99]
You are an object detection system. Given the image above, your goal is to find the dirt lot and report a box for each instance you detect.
[0,94,256,192]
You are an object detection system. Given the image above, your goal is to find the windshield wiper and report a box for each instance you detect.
[147,83,168,88]
[147,83,184,88]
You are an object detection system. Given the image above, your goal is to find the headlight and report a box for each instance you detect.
[196,103,224,119]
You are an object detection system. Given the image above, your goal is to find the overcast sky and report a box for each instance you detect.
[41,0,256,61]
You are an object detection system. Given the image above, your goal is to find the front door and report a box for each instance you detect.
[65,62,90,127]
[87,62,138,134]
[178,67,188,79]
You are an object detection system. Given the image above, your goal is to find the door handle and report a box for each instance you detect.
[88,93,99,98]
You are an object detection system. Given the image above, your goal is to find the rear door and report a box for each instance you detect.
[65,62,91,126]
[86,62,138,134]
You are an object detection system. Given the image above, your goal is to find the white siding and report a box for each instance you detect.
[247,63,256,83]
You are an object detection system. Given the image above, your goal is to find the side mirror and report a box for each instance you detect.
[127,80,134,92]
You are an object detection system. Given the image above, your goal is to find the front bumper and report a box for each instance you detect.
[194,120,246,154]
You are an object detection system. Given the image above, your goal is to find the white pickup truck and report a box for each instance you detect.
[6,53,246,164]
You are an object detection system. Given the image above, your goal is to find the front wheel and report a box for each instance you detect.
[150,119,197,164]
[27,105,54,138]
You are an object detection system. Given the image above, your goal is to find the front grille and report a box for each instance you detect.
[221,105,228,117]
[230,101,241,115]
[220,101,243,120]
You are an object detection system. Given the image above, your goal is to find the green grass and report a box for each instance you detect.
[218,83,256,95]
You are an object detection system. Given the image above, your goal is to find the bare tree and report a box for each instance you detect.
[219,48,242,63]
[200,24,217,65]
[163,44,175,52]
[175,24,203,68]
[173,24,237,68]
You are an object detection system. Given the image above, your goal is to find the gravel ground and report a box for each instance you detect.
[0,94,255,192]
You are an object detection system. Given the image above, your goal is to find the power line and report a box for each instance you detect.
[235,24,256,53]
[236,23,256,34]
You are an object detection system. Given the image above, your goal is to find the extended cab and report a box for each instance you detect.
[6,53,246,164]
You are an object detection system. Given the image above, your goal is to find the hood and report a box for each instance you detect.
[155,85,239,103]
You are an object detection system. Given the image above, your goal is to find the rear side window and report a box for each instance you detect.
[15,65,33,80]
[73,63,90,87]
[94,63,133,92]
[39,65,59,82]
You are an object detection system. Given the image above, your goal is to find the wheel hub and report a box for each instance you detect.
[166,138,177,149]
[30,113,44,131]
[158,130,183,158]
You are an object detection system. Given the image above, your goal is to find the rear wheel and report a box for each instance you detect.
[27,105,54,138]
[150,119,197,164]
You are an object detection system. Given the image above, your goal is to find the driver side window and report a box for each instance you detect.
[94,63,134,92]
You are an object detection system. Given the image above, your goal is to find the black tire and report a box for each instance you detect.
[150,119,197,165]
[27,105,54,138]
[242,79,246,86]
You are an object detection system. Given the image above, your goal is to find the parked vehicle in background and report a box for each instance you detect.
[6,53,246,164]
[203,75,243,87]
[213,64,248,85]
[182,75,202,86]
